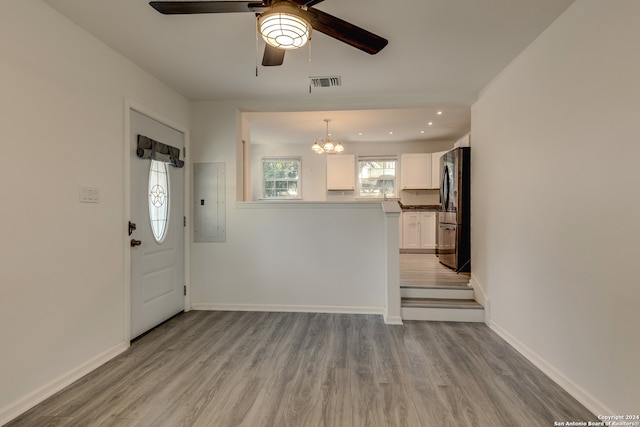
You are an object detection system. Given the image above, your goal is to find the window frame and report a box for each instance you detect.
[261,156,302,200]
[356,155,399,199]
[148,159,170,243]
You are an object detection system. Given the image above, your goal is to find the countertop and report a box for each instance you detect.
[398,202,440,212]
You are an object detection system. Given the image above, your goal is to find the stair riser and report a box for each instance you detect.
[401,306,485,322]
[401,288,474,299]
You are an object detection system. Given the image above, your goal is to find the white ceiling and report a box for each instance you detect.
[245,107,470,145]
[43,0,575,144]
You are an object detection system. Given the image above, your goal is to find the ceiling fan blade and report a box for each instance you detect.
[262,44,286,66]
[149,1,269,15]
[303,8,388,55]
[289,0,325,7]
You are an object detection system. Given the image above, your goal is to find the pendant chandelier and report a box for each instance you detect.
[311,119,344,154]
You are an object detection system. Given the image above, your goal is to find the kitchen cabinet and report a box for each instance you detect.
[400,153,432,189]
[401,211,436,249]
[419,211,436,249]
[455,133,470,147]
[402,212,421,248]
[326,154,355,191]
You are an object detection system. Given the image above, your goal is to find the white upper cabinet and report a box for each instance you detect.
[455,134,470,147]
[326,154,355,191]
[401,153,432,190]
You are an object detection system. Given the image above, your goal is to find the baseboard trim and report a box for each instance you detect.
[488,319,611,417]
[469,274,487,305]
[383,314,404,325]
[0,341,129,426]
[191,303,384,316]
[469,274,489,322]
[399,249,436,254]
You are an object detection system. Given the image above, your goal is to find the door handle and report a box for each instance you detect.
[130,239,142,247]
[128,221,137,236]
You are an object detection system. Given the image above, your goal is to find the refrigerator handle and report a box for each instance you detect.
[441,165,450,210]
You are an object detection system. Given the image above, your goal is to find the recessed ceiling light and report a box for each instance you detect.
[389,131,393,135]
[437,111,443,115]
[420,130,425,134]
[428,122,433,126]
[358,132,363,136]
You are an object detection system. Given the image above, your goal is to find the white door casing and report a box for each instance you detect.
[129,109,185,339]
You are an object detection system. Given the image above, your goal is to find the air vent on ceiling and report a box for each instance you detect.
[309,76,342,88]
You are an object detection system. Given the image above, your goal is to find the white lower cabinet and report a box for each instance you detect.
[401,211,436,249]
[402,212,421,248]
[419,212,436,249]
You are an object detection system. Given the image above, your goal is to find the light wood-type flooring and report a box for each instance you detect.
[8,311,596,426]
[400,253,470,287]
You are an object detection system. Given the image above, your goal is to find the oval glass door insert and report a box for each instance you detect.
[148,160,170,243]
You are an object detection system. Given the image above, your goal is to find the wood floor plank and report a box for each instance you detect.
[272,313,330,427]
[103,312,258,424]
[346,316,383,427]
[7,311,597,427]
[372,320,406,385]
[234,313,315,427]
[403,382,460,427]
[318,367,350,427]
[138,327,268,424]
[378,383,423,426]
[400,253,471,287]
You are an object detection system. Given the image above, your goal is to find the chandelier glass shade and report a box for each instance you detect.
[258,3,312,50]
[312,119,344,154]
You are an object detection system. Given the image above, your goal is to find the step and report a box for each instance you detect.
[401,298,485,322]
[400,285,474,300]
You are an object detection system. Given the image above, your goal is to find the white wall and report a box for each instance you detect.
[190,101,391,313]
[471,0,639,415]
[0,1,189,423]
[191,201,387,312]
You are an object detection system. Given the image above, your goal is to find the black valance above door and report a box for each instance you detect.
[136,135,184,168]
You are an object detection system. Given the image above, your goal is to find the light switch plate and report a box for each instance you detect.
[79,186,100,203]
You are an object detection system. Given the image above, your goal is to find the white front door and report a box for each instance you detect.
[130,109,185,339]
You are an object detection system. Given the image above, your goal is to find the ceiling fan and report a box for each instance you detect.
[149,0,388,66]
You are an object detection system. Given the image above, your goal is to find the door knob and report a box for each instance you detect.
[130,239,142,247]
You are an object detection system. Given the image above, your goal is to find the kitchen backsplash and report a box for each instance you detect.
[400,189,440,206]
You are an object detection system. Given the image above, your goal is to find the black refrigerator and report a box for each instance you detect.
[436,147,471,272]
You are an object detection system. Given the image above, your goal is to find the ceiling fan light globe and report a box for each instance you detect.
[258,7,311,50]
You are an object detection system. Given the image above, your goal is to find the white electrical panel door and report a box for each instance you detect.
[193,162,226,243]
